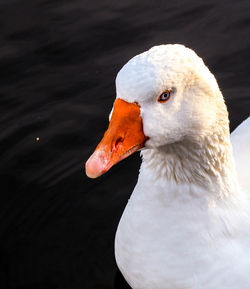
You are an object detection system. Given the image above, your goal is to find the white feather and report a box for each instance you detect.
[231,117,250,193]
[112,44,250,289]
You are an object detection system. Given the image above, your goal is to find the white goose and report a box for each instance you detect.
[86,44,250,289]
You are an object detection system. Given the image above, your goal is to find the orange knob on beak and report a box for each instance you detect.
[85,98,149,178]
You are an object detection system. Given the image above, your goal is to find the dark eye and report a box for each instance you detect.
[158,90,171,103]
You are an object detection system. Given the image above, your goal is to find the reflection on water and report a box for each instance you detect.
[0,0,249,288]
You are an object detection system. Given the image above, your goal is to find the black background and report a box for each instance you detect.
[0,0,249,288]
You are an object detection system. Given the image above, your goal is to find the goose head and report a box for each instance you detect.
[86,44,229,179]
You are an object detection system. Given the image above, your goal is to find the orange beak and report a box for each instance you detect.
[85,98,149,178]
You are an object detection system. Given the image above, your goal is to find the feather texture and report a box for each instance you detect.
[108,44,250,289]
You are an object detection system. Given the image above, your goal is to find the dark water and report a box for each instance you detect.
[0,0,249,288]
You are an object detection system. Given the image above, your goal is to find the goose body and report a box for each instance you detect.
[86,44,250,289]
[115,119,250,289]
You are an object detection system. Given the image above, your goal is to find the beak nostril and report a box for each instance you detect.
[115,137,124,148]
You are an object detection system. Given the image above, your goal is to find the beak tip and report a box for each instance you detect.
[85,151,107,179]
[85,166,98,179]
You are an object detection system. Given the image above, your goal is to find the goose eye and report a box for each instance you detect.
[158,90,171,103]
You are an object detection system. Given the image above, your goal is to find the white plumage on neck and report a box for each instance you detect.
[115,141,250,289]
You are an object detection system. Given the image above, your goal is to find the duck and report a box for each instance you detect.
[85,44,250,289]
